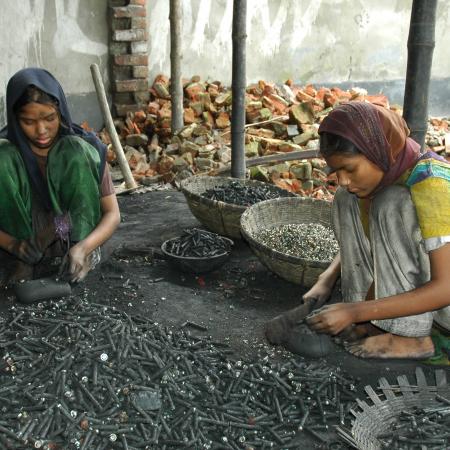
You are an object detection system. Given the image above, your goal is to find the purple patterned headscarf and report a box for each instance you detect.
[318,102,421,191]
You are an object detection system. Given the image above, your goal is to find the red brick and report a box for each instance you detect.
[131,17,147,28]
[132,65,148,78]
[147,101,160,115]
[158,103,172,120]
[115,79,148,92]
[323,92,338,108]
[114,54,148,66]
[184,82,206,101]
[112,5,146,18]
[153,75,169,89]
[216,112,231,129]
[183,108,195,124]
[304,84,317,97]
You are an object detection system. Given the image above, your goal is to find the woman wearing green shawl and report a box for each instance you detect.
[0,68,120,284]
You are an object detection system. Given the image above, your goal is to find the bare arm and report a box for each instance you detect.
[303,252,341,307]
[75,194,120,255]
[307,244,450,335]
[0,229,16,253]
[67,193,120,282]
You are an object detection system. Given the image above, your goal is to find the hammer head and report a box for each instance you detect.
[13,278,71,304]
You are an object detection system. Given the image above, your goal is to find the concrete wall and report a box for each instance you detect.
[1,0,450,129]
[0,0,109,129]
[148,0,450,116]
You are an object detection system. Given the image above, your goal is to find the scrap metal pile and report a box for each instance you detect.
[203,181,293,206]
[99,75,450,202]
[376,405,450,449]
[255,224,339,261]
[164,228,231,258]
[0,298,357,449]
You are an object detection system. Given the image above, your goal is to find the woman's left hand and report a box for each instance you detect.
[65,243,91,283]
[306,303,357,335]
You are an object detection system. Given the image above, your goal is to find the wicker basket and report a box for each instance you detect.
[240,197,334,287]
[180,176,296,239]
[336,367,450,450]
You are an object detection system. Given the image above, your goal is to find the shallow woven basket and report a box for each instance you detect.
[240,197,334,287]
[337,367,450,450]
[180,176,296,239]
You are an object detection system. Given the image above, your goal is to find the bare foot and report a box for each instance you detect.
[344,333,434,359]
[337,323,384,343]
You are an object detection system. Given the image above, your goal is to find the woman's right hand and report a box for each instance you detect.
[8,239,42,265]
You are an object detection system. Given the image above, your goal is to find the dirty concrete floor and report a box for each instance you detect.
[0,189,447,448]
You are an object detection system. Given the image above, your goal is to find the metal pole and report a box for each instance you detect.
[170,0,184,134]
[403,0,437,150]
[231,0,247,179]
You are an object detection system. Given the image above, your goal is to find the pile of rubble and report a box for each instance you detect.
[100,75,450,200]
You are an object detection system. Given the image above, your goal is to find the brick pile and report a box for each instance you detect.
[109,0,149,117]
[101,75,450,201]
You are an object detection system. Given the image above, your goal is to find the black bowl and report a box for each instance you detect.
[161,236,233,274]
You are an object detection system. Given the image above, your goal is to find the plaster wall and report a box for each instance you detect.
[148,0,450,115]
[0,0,109,129]
[1,0,450,129]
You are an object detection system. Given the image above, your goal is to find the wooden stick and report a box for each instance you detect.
[245,148,319,166]
[210,148,320,175]
[90,64,138,190]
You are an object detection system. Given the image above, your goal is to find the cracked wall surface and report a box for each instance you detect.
[1,0,450,128]
[0,0,108,128]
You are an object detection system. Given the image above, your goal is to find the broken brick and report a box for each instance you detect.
[183,108,196,124]
[289,103,315,126]
[215,112,231,129]
[202,111,215,127]
[185,82,206,101]
[147,101,160,115]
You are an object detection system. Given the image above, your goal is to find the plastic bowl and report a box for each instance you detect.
[161,236,233,274]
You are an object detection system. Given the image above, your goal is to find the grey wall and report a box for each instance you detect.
[0,0,109,130]
[148,0,450,116]
[1,0,450,129]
